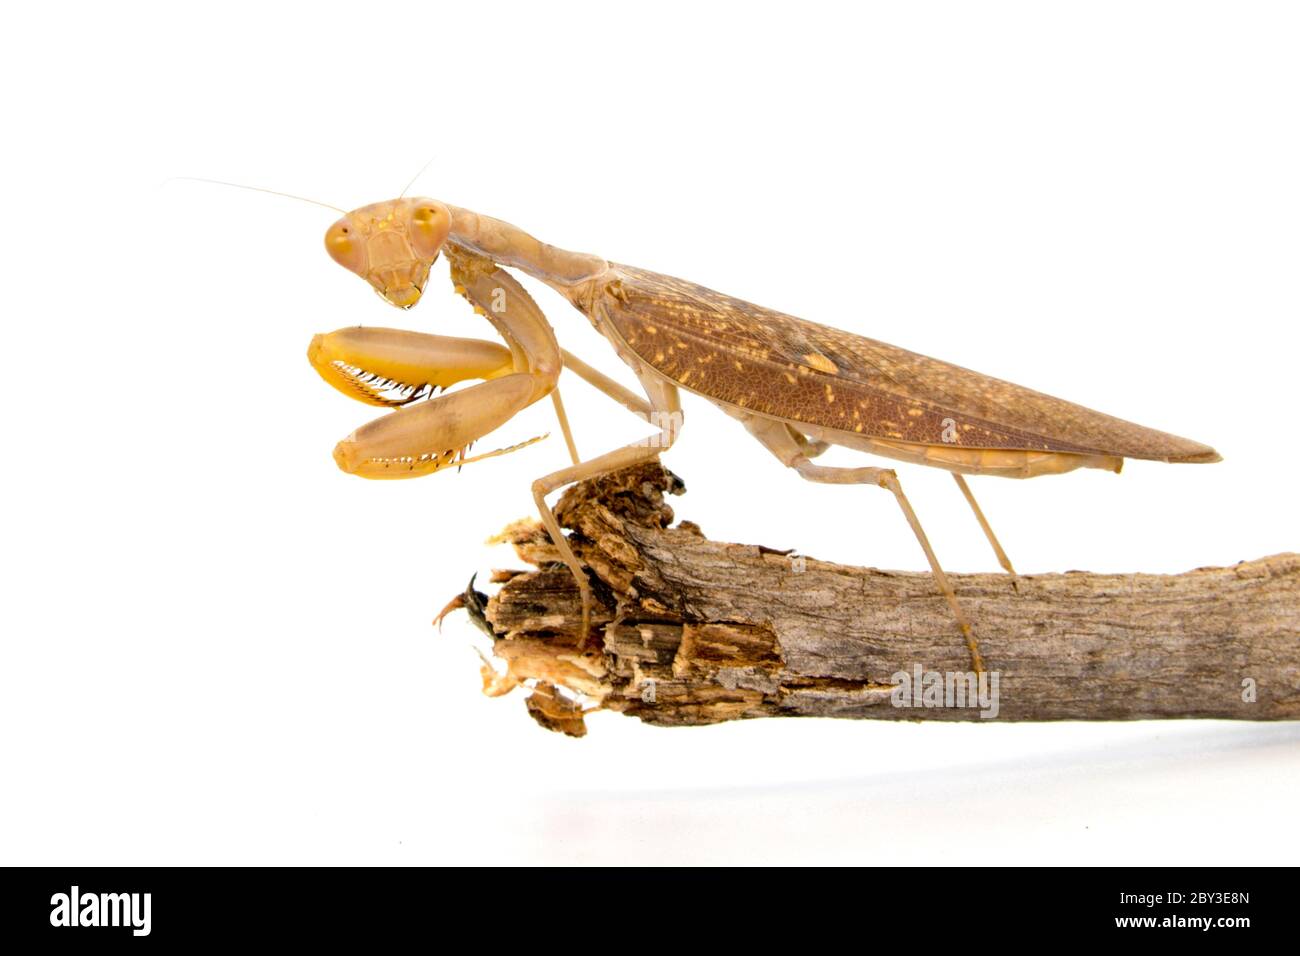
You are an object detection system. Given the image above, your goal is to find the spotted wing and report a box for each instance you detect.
[596,264,1218,462]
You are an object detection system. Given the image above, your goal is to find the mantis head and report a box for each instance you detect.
[324,198,452,309]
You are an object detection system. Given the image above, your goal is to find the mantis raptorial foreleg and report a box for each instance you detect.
[741,414,986,674]
[308,327,544,475]
[308,328,517,406]
[439,245,603,466]
[314,244,587,477]
[330,370,548,477]
[310,252,568,477]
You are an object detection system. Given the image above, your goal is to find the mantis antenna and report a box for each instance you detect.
[398,155,438,199]
[165,176,346,214]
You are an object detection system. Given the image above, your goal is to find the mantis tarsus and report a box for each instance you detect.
[302,194,1219,674]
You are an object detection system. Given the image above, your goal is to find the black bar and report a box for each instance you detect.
[0,866,1286,945]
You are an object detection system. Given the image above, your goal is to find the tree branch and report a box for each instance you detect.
[449,463,1300,735]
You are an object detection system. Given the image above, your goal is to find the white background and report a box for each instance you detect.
[2,1,1297,865]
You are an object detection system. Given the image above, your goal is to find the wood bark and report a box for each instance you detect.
[450,463,1300,735]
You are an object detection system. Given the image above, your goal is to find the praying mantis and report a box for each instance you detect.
[301,193,1220,674]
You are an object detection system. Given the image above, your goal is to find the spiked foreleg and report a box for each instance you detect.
[308,327,516,407]
[308,325,550,478]
[332,373,546,479]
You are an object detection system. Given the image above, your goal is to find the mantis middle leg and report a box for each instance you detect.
[531,375,682,646]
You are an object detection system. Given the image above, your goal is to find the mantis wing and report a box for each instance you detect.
[599,264,1218,463]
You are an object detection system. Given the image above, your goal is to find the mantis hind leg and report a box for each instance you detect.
[742,416,985,675]
[951,473,1018,579]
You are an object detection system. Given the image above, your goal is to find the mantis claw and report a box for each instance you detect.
[308,326,552,479]
[332,373,546,479]
[308,327,514,407]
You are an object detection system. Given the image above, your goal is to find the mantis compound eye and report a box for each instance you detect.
[408,202,451,258]
[324,220,366,274]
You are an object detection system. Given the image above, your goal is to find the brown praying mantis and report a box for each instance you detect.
[301,194,1220,674]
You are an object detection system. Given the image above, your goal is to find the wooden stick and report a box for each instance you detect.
[452,463,1300,734]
